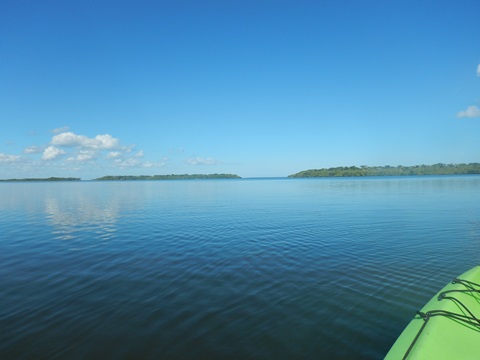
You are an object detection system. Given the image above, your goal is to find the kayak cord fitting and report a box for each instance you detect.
[401,277,480,360]
[401,312,430,360]
[452,278,480,289]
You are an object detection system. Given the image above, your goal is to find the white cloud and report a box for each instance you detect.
[457,105,480,118]
[123,144,135,153]
[42,146,66,160]
[142,160,166,168]
[186,157,218,165]
[67,150,97,162]
[107,151,121,159]
[51,132,88,147]
[477,64,480,76]
[5,130,157,176]
[0,153,21,163]
[113,158,141,167]
[52,126,70,134]
[23,145,44,154]
[51,132,120,150]
[95,134,120,149]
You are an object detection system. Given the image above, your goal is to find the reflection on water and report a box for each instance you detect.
[0,182,141,250]
[44,195,118,244]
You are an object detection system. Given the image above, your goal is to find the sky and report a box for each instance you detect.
[1,0,479,179]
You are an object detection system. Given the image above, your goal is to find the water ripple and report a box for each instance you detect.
[0,177,479,359]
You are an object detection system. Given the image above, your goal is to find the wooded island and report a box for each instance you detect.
[95,174,241,181]
[0,174,241,182]
[0,177,81,182]
[288,163,480,178]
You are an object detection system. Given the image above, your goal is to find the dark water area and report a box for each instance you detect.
[1,176,479,359]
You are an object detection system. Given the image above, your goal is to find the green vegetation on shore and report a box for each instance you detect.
[95,174,241,181]
[288,163,480,178]
[2,165,479,182]
[0,177,81,182]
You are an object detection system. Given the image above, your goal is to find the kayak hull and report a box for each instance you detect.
[385,265,480,360]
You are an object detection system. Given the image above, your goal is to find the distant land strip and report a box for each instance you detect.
[0,177,81,182]
[0,174,241,182]
[95,174,241,181]
[288,163,480,178]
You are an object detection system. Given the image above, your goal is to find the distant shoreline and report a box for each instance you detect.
[2,164,480,182]
[94,174,241,181]
[0,174,241,182]
[288,163,480,178]
[0,177,81,182]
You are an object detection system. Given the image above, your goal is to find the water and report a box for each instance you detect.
[1,176,479,359]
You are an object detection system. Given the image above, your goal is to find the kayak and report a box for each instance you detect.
[385,265,480,360]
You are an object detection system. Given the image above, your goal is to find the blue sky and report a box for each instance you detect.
[1,0,479,179]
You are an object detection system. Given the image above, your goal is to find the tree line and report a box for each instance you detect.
[288,163,480,178]
[0,177,81,182]
[95,174,241,181]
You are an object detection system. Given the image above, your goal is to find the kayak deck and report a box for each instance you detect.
[385,265,480,360]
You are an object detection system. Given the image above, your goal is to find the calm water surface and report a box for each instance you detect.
[1,176,479,359]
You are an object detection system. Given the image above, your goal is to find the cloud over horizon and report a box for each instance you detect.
[51,132,121,150]
[0,129,167,178]
[43,131,128,164]
[52,126,70,134]
[186,157,218,165]
[0,153,21,163]
[0,128,226,179]
[42,146,66,160]
[23,145,44,154]
[457,105,480,118]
